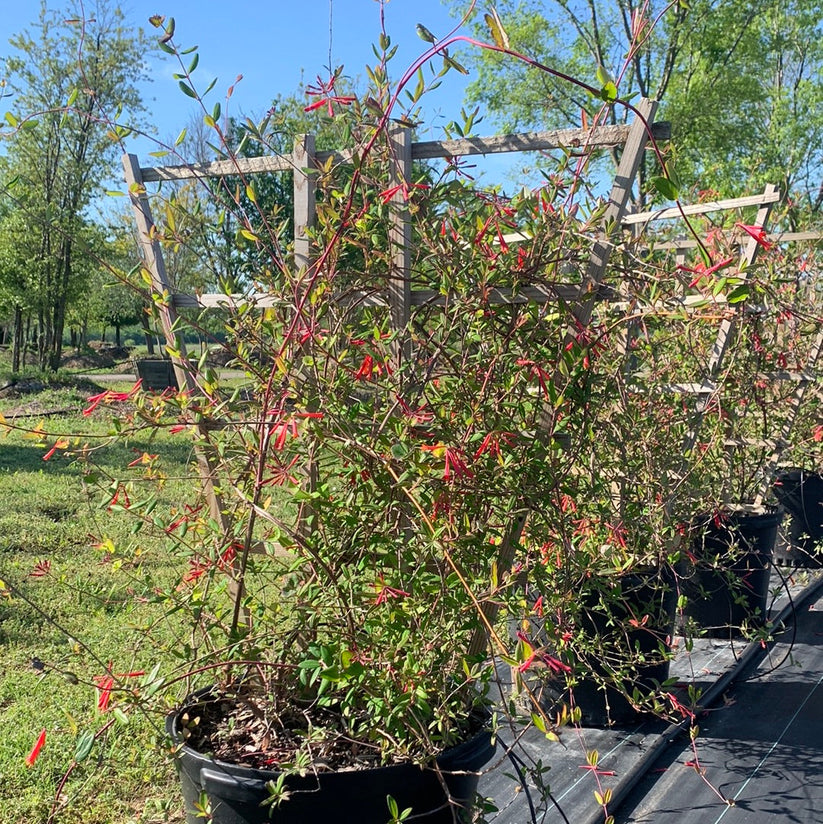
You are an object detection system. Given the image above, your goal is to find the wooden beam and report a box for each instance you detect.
[623,190,781,225]
[411,121,669,160]
[137,122,671,182]
[122,153,247,620]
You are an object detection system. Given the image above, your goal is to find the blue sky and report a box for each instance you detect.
[2,1,483,159]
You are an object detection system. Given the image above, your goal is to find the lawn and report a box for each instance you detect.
[0,376,194,823]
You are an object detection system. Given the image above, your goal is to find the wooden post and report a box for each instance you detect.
[293,134,316,278]
[388,126,413,367]
[122,153,246,618]
[292,135,319,540]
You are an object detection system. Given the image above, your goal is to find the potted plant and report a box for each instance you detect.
[10,11,761,822]
[667,225,797,638]
[517,316,690,726]
[68,20,661,820]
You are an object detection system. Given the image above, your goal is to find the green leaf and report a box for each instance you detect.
[596,65,612,86]
[4,111,18,127]
[174,128,187,146]
[697,244,712,268]
[74,731,95,762]
[726,284,750,304]
[113,707,129,726]
[187,53,200,74]
[650,175,679,200]
[178,81,197,99]
[416,23,436,43]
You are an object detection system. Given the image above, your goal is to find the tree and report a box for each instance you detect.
[0,1,149,370]
[455,0,823,215]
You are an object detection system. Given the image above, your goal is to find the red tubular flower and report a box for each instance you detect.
[736,222,773,250]
[685,255,736,288]
[443,447,474,482]
[378,181,429,205]
[668,693,696,721]
[265,454,300,487]
[473,431,516,461]
[354,354,375,381]
[375,584,411,605]
[181,558,208,585]
[95,674,115,712]
[25,729,46,767]
[303,71,356,118]
[29,560,51,578]
[578,764,616,777]
[83,380,142,416]
[271,418,298,450]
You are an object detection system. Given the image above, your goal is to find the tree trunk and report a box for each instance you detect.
[11,305,23,373]
[140,311,155,355]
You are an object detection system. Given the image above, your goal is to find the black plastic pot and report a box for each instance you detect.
[682,506,782,638]
[167,691,496,824]
[772,470,823,568]
[562,567,679,727]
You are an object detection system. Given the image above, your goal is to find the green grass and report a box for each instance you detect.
[0,383,195,823]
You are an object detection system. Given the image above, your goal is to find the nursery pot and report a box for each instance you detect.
[772,470,823,568]
[134,357,178,391]
[682,506,782,638]
[562,567,679,727]
[167,689,496,824]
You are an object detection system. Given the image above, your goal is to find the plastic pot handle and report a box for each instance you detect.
[200,766,268,802]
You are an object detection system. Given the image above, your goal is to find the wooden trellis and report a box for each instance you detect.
[123,101,664,564]
[124,98,823,654]
[621,184,823,500]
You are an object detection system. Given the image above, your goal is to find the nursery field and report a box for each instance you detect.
[0,378,189,823]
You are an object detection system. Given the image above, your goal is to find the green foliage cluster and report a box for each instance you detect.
[457,0,823,219]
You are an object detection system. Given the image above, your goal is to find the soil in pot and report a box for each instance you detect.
[552,568,679,727]
[772,470,823,568]
[167,688,496,824]
[682,506,782,639]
